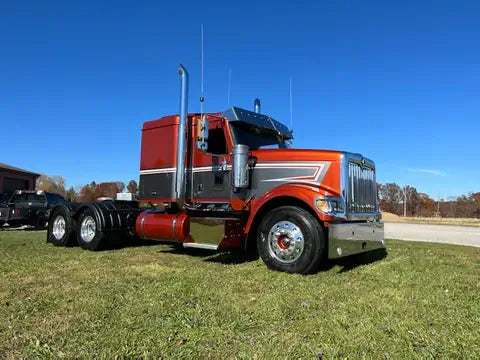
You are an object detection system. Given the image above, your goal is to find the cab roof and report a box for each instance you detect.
[142,107,292,139]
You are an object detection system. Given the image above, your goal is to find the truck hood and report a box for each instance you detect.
[248,148,346,197]
[250,148,345,163]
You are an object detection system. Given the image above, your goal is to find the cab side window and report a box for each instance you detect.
[11,194,26,203]
[207,127,228,155]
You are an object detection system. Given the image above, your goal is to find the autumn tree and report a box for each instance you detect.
[403,185,420,216]
[93,182,125,199]
[451,193,478,218]
[36,174,67,197]
[379,183,402,215]
[417,193,436,217]
[471,192,480,217]
[65,186,77,202]
[78,182,97,202]
[127,180,138,195]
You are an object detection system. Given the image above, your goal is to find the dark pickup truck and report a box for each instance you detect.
[0,190,66,229]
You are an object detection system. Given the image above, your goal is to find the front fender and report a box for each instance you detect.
[245,183,338,233]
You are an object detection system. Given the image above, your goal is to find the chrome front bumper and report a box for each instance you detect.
[327,221,385,259]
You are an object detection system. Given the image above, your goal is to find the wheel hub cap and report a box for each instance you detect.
[80,216,96,243]
[52,216,66,240]
[267,221,304,263]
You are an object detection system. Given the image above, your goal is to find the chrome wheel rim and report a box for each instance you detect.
[267,221,304,263]
[52,215,66,240]
[80,216,96,243]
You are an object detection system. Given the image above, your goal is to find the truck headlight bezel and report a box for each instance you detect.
[314,196,346,217]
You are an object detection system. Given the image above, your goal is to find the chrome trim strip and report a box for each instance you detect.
[183,243,218,250]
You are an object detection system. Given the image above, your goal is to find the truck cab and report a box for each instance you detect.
[135,66,384,273]
[46,64,384,274]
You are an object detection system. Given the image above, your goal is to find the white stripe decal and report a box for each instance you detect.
[139,167,176,175]
[255,162,326,167]
[140,165,232,175]
[139,162,329,183]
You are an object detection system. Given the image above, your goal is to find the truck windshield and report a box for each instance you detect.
[229,122,293,150]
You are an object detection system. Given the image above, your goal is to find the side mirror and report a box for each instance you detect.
[232,144,250,190]
[196,115,209,152]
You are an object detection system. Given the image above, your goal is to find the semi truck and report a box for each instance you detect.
[47,64,385,274]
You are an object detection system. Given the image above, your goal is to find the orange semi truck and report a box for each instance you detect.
[47,65,385,274]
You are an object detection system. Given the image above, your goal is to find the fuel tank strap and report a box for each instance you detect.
[172,212,182,239]
[139,210,154,238]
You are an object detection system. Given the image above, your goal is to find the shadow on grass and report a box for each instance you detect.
[97,236,162,251]
[157,246,248,265]
[95,235,388,271]
[158,246,388,271]
[329,248,388,273]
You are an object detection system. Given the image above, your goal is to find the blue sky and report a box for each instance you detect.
[1,0,479,199]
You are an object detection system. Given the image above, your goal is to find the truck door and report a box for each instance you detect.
[190,119,232,202]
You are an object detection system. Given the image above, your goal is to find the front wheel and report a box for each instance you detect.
[76,208,105,251]
[257,206,326,274]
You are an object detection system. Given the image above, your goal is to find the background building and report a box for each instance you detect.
[0,163,40,196]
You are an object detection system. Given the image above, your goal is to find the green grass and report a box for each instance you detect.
[0,231,479,359]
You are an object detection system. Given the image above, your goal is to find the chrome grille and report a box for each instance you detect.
[347,161,377,214]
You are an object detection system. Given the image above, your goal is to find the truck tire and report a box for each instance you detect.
[48,207,77,246]
[257,206,326,274]
[76,208,105,251]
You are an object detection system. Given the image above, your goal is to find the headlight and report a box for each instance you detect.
[315,197,345,215]
[315,199,332,213]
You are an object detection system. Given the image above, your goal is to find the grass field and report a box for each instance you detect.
[382,212,480,227]
[0,231,479,359]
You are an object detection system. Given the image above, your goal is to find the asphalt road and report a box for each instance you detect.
[384,222,480,248]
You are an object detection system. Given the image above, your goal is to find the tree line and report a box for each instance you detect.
[379,183,480,218]
[36,175,138,202]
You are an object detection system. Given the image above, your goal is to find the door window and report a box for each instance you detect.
[207,127,228,155]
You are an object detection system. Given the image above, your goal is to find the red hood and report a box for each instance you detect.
[249,148,344,197]
[250,148,344,163]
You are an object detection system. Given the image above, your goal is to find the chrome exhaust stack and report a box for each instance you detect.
[254,98,261,113]
[176,64,189,208]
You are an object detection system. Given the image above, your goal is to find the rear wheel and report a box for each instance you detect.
[257,206,326,274]
[76,208,105,251]
[48,207,77,246]
[34,212,47,230]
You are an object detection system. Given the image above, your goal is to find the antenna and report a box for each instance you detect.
[289,77,293,131]
[227,68,232,106]
[200,24,205,116]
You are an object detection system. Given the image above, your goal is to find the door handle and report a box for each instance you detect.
[220,158,228,171]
